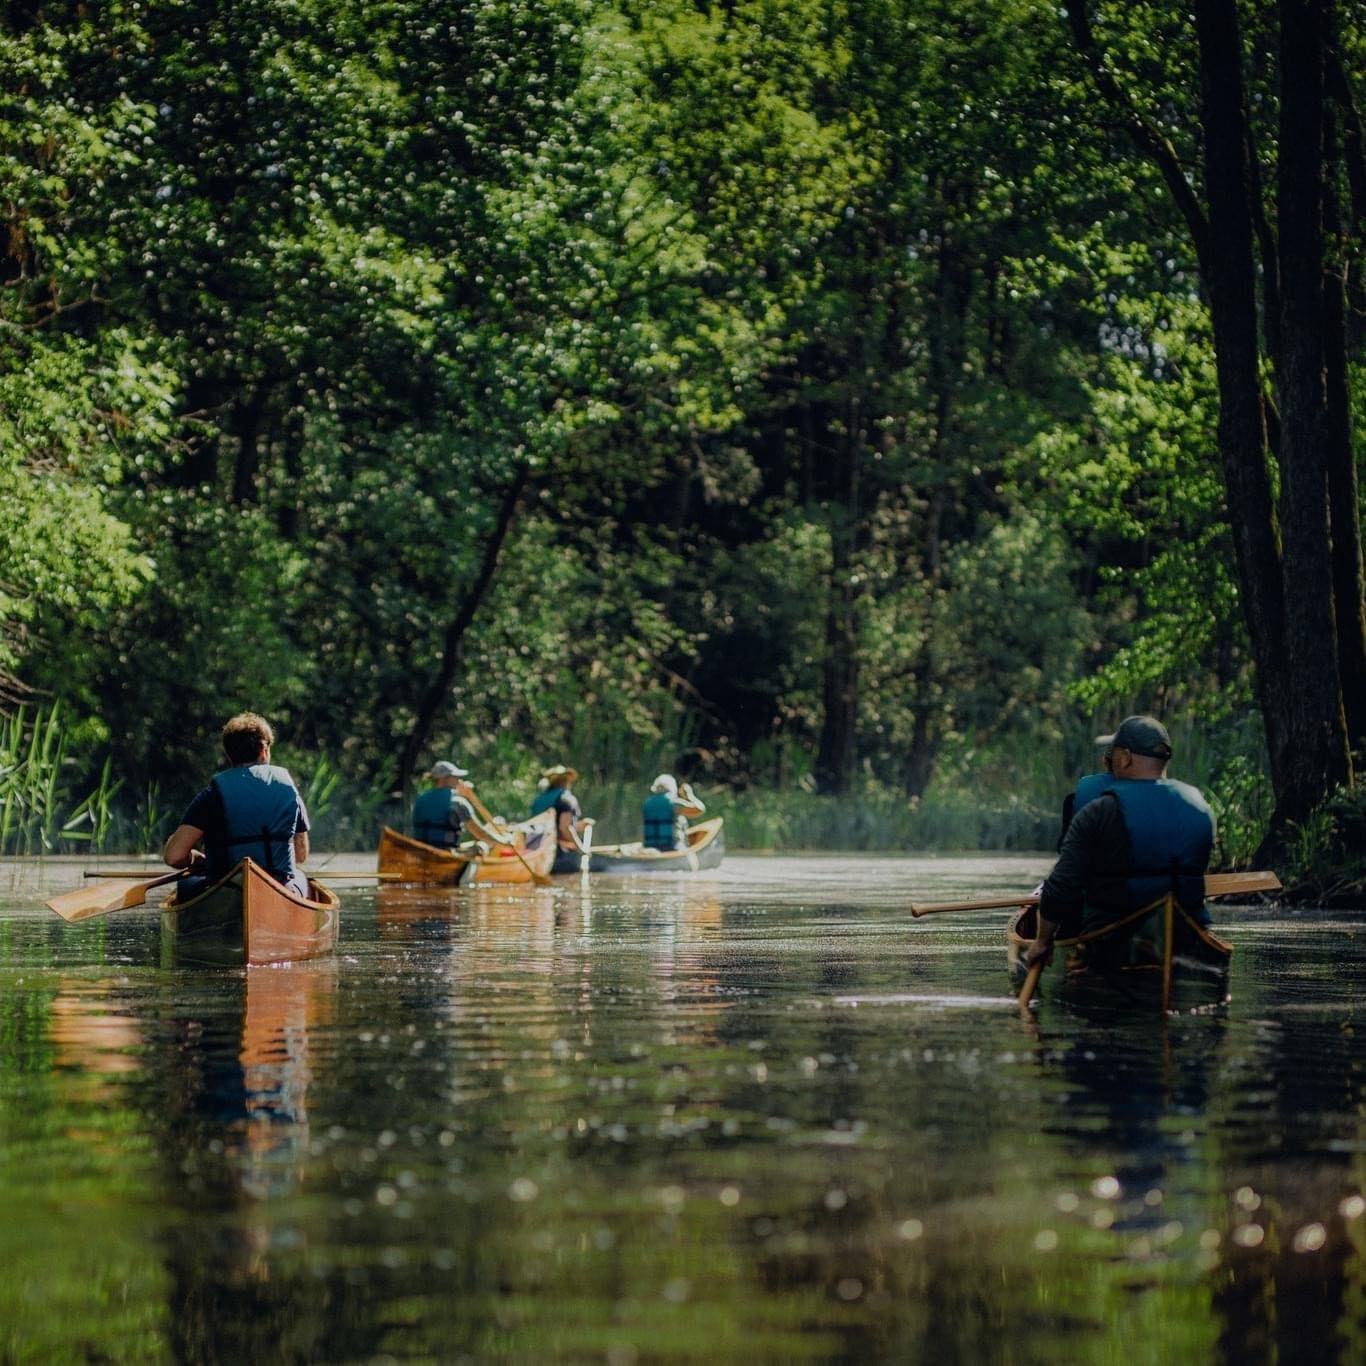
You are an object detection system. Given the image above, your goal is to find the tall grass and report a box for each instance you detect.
[0,705,123,855]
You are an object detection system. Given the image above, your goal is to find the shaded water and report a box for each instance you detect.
[1,855,1362,1363]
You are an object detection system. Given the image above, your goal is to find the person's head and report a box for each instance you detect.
[222,712,275,766]
[1096,715,1172,779]
[651,774,678,798]
[542,763,577,789]
[428,759,469,788]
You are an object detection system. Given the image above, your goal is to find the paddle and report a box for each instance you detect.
[909,870,1282,918]
[1017,957,1046,1011]
[577,820,594,876]
[47,868,187,923]
[83,869,404,881]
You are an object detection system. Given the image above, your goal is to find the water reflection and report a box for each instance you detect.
[0,858,1360,1360]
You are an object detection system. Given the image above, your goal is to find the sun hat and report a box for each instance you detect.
[541,763,578,784]
[651,774,678,797]
[1094,716,1173,760]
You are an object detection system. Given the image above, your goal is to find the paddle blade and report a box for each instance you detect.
[46,878,154,922]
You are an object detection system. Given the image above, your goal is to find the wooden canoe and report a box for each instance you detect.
[161,858,340,967]
[377,809,557,886]
[377,825,472,885]
[471,809,556,883]
[581,817,725,874]
[1007,897,1233,1012]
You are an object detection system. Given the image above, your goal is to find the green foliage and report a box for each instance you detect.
[0,0,1357,861]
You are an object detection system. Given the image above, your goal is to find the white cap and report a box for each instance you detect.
[651,773,678,797]
[429,760,469,778]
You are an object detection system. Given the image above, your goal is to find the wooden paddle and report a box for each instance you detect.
[83,869,404,881]
[47,868,187,922]
[1017,957,1046,1011]
[910,870,1282,918]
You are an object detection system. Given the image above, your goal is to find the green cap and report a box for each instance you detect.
[1095,715,1173,759]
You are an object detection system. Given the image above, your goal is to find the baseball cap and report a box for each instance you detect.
[1095,715,1173,759]
[429,759,469,778]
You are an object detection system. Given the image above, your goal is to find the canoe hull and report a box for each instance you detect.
[1007,900,1232,1011]
[377,825,471,885]
[583,817,725,874]
[376,810,556,886]
[473,809,557,883]
[162,859,340,967]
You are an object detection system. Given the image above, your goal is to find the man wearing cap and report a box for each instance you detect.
[1025,716,1216,969]
[642,774,706,852]
[412,760,479,850]
[530,764,593,868]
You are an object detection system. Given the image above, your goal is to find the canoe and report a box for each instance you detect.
[377,825,472,886]
[1006,895,1232,1011]
[581,816,725,874]
[161,858,340,967]
[471,809,556,883]
[376,809,557,886]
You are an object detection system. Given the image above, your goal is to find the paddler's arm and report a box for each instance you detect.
[457,780,503,830]
[294,831,310,863]
[676,783,705,818]
[1024,797,1115,967]
[163,825,206,870]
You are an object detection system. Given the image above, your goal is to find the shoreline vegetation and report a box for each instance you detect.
[2,3,1360,904]
[5,704,1360,901]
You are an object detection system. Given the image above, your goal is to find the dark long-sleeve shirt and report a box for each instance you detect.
[1038,792,1131,932]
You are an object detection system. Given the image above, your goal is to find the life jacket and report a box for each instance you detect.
[642,792,680,850]
[413,786,463,849]
[208,764,301,884]
[529,786,561,817]
[1094,778,1214,917]
[1073,771,1119,814]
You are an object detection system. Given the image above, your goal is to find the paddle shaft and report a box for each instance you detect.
[84,868,403,881]
[910,870,1281,918]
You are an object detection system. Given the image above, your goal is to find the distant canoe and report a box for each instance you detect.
[581,816,725,874]
[377,809,557,886]
[377,825,471,886]
[162,858,340,967]
[1006,896,1232,1011]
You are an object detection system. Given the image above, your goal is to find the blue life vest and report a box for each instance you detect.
[529,786,561,817]
[413,786,463,848]
[642,792,679,850]
[209,764,302,884]
[1100,778,1214,915]
[1073,771,1119,814]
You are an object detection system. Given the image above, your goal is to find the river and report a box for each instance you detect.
[1,854,1361,1363]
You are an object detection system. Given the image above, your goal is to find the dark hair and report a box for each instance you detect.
[222,712,275,765]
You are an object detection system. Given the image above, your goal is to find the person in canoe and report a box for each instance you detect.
[531,763,594,860]
[412,759,481,849]
[642,774,706,852]
[1023,715,1215,970]
[162,712,311,897]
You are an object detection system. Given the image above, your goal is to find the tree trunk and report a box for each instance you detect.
[1274,0,1353,813]
[1192,0,1294,799]
[815,401,863,796]
[1323,109,1366,753]
[392,465,530,790]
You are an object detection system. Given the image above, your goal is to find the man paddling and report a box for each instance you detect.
[163,712,311,897]
[412,759,479,849]
[1024,715,1215,969]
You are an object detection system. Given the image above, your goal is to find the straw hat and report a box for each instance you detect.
[541,763,578,784]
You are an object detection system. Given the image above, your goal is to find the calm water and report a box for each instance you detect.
[1,854,1362,1364]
